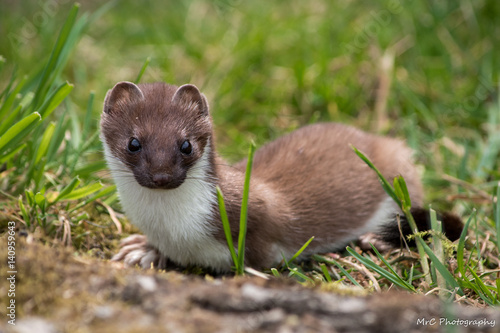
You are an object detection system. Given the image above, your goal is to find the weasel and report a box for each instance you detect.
[100,81,462,272]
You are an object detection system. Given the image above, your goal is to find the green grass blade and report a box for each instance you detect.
[33,4,79,108]
[288,236,314,263]
[319,263,332,283]
[331,262,363,288]
[52,176,80,203]
[429,208,446,298]
[0,143,26,164]
[288,267,314,283]
[270,268,280,278]
[347,247,415,291]
[103,192,119,206]
[351,146,401,207]
[68,107,82,150]
[87,0,118,25]
[58,12,88,67]
[429,208,441,233]
[18,195,30,227]
[0,112,41,156]
[394,176,430,284]
[237,142,256,273]
[69,185,117,213]
[46,107,68,162]
[82,91,94,141]
[135,57,151,83]
[496,279,500,302]
[468,266,499,305]
[25,189,35,207]
[0,75,27,123]
[0,105,23,137]
[457,211,476,275]
[0,92,35,136]
[281,252,290,269]
[393,175,411,210]
[78,131,101,154]
[18,91,34,113]
[58,182,103,201]
[216,186,239,270]
[416,238,464,296]
[353,146,430,284]
[369,243,416,291]
[37,81,74,119]
[312,254,363,288]
[33,159,47,191]
[397,84,435,124]
[89,185,116,201]
[0,65,17,103]
[35,122,56,164]
[34,192,47,214]
[402,211,430,284]
[73,160,108,179]
[475,104,500,179]
[407,265,415,285]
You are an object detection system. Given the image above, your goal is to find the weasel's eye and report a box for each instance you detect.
[180,140,192,155]
[127,138,142,153]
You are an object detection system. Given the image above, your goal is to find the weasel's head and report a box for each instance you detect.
[100,81,213,190]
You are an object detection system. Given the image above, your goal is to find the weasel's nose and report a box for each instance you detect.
[152,173,171,187]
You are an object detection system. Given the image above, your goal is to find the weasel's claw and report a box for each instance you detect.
[112,234,168,269]
[358,233,392,252]
[119,234,148,247]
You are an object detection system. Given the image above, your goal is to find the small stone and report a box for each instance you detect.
[94,305,115,320]
[136,275,157,292]
[10,317,57,333]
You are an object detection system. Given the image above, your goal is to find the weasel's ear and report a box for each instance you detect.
[172,84,209,116]
[103,81,144,115]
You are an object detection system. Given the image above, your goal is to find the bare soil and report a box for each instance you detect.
[1,236,499,333]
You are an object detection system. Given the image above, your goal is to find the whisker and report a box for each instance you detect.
[105,169,133,175]
[184,177,218,183]
[105,154,138,169]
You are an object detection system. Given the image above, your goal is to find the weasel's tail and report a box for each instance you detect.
[380,207,464,246]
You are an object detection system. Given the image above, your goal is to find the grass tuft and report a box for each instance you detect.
[217,142,256,275]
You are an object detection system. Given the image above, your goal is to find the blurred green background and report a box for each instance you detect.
[0,0,499,210]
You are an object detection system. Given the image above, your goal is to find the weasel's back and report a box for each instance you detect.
[249,123,421,195]
[236,123,424,248]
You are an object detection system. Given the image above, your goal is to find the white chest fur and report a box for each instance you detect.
[103,143,232,271]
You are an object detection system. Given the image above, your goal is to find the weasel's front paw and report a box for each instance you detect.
[358,233,392,252]
[112,234,168,269]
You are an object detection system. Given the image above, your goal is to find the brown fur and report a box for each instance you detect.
[101,82,213,189]
[212,124,424,267]
[102,81,458,270]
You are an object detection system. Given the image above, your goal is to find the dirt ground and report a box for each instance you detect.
[1,236,499,333]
